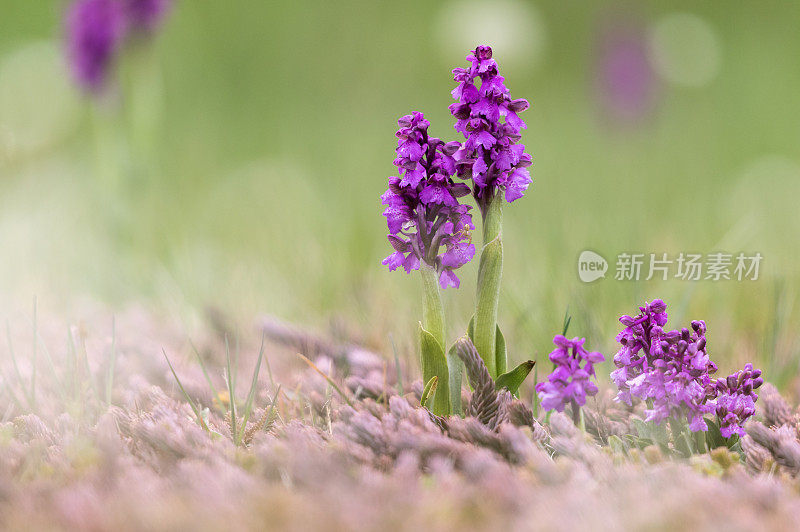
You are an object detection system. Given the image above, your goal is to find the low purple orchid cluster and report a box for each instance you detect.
[65,0,173,91]
[611,299,762,437]
[536,335,605,414]
[449,45,532,207]
[381,112,476,289]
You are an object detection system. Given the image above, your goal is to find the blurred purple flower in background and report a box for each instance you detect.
[65,0,127,91]
[125,0,173,33]
[536,335,604,413]
[381,112,476,289]
[594,16,658,125]
[65,0,173,92]
[449,45,532,207]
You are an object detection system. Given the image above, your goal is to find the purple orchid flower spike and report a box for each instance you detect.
[449,46,533,379]
[611,299,717,431]
[381,112,476,289]
[537,335,605,421]
[611,299,763,440]
[449,45,533,209]
[712,363,763,438]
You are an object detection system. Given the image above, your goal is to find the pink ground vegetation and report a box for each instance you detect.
[2,308,800,530]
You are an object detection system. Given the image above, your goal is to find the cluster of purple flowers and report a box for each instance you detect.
[611,299,762,435]
[65,0,173,91]
[449,45,533,206]
[381,112,476,289]
[382,46,533,284]
[712,364,763,437]
[536,335,605,413]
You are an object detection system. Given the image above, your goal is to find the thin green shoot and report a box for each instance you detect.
[5,321,33,409]
[189,339,220,402]
[105,317,117,405]
[561,306,572,336]
[162,348,208,431]
[31,297,37,409]
[389,333,403,395]
[238,331,266,441]
[224,336,237,444]
[76,327,101,403]
[295,352,353,407]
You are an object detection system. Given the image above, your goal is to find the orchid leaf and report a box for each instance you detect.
[467,314,506,379]
[495,360,535,396]
[447,342,463,416]
[419,323,450,416]
[420,376,438,409]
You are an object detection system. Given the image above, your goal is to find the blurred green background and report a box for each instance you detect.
[1,1,799,386]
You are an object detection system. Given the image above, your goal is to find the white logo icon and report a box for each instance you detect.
[578,250,608,283]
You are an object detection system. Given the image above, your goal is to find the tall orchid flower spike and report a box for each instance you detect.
[381,112,476,416]
[450,45,533,214]
[451,45,532,378]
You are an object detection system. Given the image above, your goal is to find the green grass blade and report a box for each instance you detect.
[562,307,572,336]
[239,331,266,435]
[389,333,404,395]
[105,317,117,405]
[189,339,220,401]
[224,336,238,445]
[5,320,33,409]
[162,348,207,431]
[31,297,37,408]
[295,352,353,407]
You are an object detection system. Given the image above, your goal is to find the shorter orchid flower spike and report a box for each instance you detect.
[381,112,476,289]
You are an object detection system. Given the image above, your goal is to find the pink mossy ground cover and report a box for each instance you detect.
[2,306,800,531]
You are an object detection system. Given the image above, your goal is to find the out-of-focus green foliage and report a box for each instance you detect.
[1,1,799,385]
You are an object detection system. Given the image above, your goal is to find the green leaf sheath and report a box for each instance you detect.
[447,342,463,416]
[420,263,446,350]
[473,235,503,378]
[419,324,450,415]
[494,323,507,376]
[467,316,506,380]
[474,194,505,378]
[419,264,450,416]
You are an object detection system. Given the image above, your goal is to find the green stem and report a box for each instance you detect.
[482,192,504,245]
[474,194,504,377]
[419,263,450,415]
[420,263,445,350]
